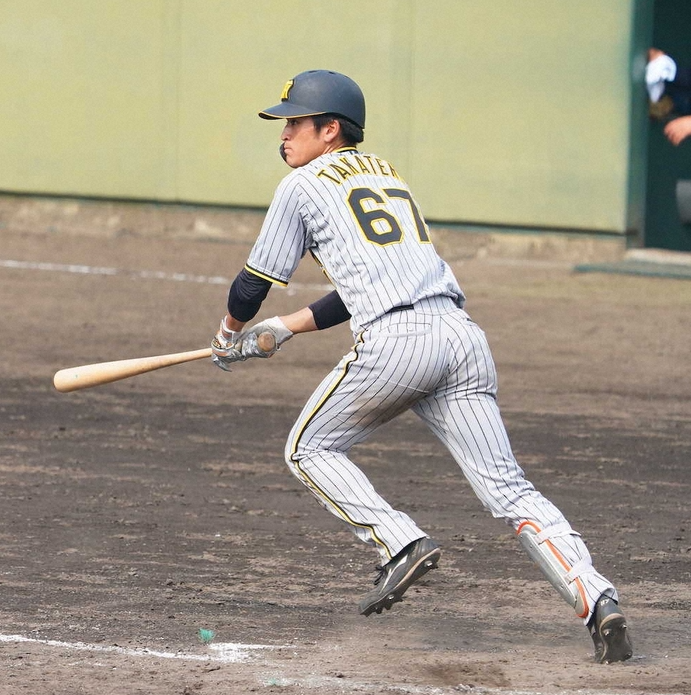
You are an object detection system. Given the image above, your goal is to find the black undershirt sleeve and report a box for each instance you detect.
[227,268,273,322]
[309,290,351,330]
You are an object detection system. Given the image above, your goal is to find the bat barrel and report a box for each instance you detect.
[53,348,212,392]
[52,331,276,392]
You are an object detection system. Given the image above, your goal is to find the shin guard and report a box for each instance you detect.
[517,520,590,618]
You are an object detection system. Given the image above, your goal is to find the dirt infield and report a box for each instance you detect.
[1,223,690,694]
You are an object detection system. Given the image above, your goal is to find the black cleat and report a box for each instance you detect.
[358,537,440,616]
[588,594,633,664]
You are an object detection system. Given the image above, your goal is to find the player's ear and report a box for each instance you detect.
[322,118,341,144]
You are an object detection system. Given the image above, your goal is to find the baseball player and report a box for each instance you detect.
[211,70,633,663]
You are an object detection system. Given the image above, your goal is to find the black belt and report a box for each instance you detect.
[386,304,414,314]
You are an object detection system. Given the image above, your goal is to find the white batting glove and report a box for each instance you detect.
[210,316,245,372]
[241,316,293,359]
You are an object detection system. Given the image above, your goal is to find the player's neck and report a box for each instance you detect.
[321,138,349,155]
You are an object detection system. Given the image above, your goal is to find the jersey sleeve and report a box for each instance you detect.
[246,173,310,286]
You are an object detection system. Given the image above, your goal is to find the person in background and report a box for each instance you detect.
[647,47,691,145]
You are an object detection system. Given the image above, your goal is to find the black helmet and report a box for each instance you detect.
[259,70,365,129]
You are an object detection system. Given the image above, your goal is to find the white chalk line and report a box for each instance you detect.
[0,259,332,293]
[1,633,673,695]
[0,633,283,663]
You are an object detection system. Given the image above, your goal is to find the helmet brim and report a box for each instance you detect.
[258,102,325,120]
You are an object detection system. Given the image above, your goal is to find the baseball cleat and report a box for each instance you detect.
[358,537,440,616]
[587,595,633,664]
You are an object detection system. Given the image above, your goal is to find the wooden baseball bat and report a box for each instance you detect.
[53,332,276,393]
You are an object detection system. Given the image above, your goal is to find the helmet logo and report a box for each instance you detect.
[281,80,294,102]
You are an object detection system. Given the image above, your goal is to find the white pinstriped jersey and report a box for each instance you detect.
[246,148,465,329]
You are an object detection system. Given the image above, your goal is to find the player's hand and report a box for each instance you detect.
[664,115,691,146]
[211,317,245,372]
[241,317,293,359]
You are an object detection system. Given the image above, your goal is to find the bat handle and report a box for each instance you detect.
[256,331,277,355]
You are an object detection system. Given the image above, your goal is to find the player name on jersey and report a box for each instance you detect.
[316,152,402,185]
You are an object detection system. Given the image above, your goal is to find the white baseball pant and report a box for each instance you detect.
[285,296,615,622]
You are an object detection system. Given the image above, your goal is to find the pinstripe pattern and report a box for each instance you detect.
[285,297,614,620]
[250,146,616,623]
[247,149,465,330]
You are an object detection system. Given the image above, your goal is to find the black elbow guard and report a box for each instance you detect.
[228,268,272,322]
[309,291,351,329]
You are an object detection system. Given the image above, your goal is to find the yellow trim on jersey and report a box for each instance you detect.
[244,264,288,287]
[308,250,336,286]
[288,332,393,559]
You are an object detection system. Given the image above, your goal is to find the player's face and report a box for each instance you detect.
[280,117,336,168]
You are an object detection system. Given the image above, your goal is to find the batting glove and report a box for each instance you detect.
[241,316,293,359]
[211,316,245,372]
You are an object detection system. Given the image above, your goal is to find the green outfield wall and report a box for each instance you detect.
[0,0,651,234]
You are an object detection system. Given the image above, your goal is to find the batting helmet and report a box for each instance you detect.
[259,70,366,129]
